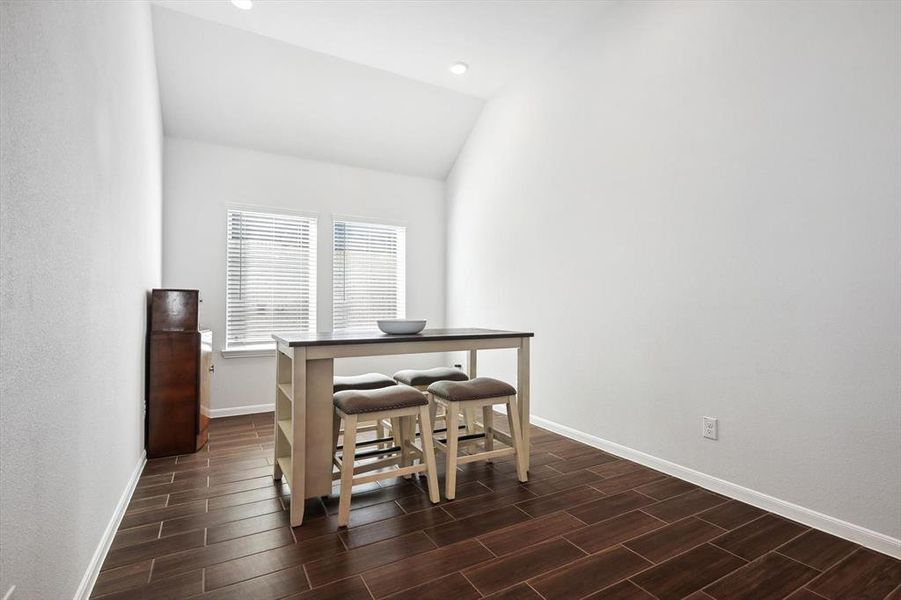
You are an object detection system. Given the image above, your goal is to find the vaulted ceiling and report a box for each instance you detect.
[153,0,610,99]
[150,1,610,180]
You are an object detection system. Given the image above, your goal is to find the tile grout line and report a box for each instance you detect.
[691,553,761,598]
[709,518,812,565]
[695,548,816,600]
[357,573,376,599]
[525,580,548,599]
[695,512,760,531]
[802,547,869,593]
[626,540,736,599]
[513,486,609,518]
[156,503,286,540]
[457,570,485,597]
[708,541,752,564]
[626,575,661,600]
[300,562,311,591]
[565,510,671,555]
[474,538,497,558]
[772,549,828,573]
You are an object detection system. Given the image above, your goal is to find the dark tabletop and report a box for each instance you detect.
[272,327,534,347]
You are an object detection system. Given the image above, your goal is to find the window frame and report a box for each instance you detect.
[222,204,319,357]
[331,215,407,332]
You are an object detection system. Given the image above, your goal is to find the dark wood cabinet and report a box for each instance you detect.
[146,289,211,458]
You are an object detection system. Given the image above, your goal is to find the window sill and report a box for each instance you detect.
[220,345,276,359]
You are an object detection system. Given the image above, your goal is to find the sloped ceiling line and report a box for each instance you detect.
[152,6,485,180]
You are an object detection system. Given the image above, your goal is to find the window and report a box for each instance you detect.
[333,219,406,330]
[226,209,317,349]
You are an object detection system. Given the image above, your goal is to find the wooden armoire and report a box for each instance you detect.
[146,289,211,458]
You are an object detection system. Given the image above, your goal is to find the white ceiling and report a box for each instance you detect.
[151,6,485,179]
[153,0,611,99]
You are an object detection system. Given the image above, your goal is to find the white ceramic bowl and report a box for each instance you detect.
[377,319,427,335]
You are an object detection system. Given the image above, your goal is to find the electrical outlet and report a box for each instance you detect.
[702,417,718,440]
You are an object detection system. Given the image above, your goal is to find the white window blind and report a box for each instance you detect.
[226,209,317,348]
[333,220,406,331]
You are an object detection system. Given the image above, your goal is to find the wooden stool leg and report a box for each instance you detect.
[418,405,440,503]
[464,407,477,434]
[428,394,437,433]
[435,403,446,428]
[390,417,402,448]
[400,416,413,479]
[337,414,358,527]
[376,419,386,448]
[445,402,460,500]
[482,405,494,459]
[332,411,341,456]
[505,395,527,483]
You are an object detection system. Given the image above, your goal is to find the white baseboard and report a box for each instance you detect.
[74,450,147,600]
[209,403,274,418]
[530,414,901,560]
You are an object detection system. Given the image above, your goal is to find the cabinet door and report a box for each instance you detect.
[150,289,198,331]
[147,331,200,457]
[197,329,212,449]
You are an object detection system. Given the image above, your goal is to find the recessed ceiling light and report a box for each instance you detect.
[449,62,469,76]
[231,0,253,9]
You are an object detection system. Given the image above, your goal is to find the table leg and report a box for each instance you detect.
[305,358,335,498]
[273,349,291,481]
[290,352,334,527]
[290,348,307,527]
[466,349,478,433]
[517,337,530,472]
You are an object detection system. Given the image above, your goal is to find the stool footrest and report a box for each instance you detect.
[456,447,515,465]
[432,424,468,435]
[491,429,514,446]
[354,463,426,486]
[436,432,485,445]
[338,435,395,451]
[353,445,402,460]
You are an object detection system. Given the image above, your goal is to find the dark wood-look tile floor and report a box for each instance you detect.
[93,412,901,600]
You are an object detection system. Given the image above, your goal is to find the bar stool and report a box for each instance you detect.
[393,367,470,434]
[427,377,527,499]
[332,385,440,526]
[334,372,397,392]
[393,366,469,389]
[333,373,396,447]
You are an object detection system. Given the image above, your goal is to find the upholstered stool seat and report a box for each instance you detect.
[333,372,397,393]
[426,377,527,499]
[427,377,517,402]
[393,366,469,388]
[332,373,398,447]
[332,387,439,526]
[333,385,428,415]
[394,367,473,435]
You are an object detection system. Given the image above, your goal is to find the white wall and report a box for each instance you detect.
[0,2,162,598]
[162,138,448,413]
[447,0,901,543]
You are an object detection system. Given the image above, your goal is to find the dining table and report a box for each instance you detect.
[271,327,534,526]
